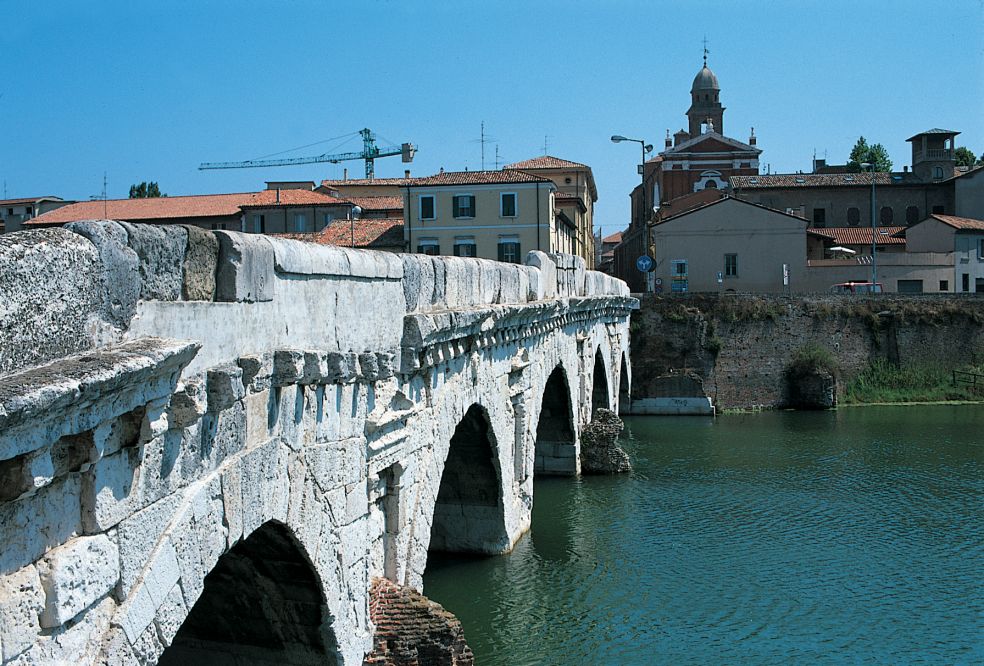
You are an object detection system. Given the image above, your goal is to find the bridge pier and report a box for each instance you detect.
[0,225,636,665]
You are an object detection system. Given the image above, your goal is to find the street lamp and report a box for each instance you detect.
[861,162,877,286]
[612,134,655,290]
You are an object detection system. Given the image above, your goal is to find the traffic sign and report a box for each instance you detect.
[636,255,655,272]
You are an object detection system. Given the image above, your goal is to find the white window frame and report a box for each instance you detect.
[453,193,476,219]
[419,195,436,221]
[500,192,518,218]
[454,236,477,257]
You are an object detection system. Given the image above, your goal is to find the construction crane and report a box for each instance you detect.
[199,128,416,179]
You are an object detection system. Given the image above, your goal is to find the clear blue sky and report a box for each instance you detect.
[3,0,982,236]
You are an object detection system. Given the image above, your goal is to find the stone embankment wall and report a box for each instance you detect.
[630,293,984,410]
[0,221,634,666]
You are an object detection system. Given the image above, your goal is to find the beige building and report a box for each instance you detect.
[903,214,984,292]
[505,156,598,267]
[651,196,808,292]
[403,170,564,262]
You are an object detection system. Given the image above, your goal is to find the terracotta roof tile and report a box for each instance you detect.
[806,226,907,245]
[602,231,622,243]
[407,170,552,187]
[241,189,349,207]
[927,214,984,231]
[504,156,589,170]
[320,177,413,187]
[275,218,405,249]
[30,193,254,224]
[29,190,349,225]
[731,172,905,189]
[343,196,404,211]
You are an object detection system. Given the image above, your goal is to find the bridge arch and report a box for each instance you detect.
[619,352,632,414]
[534,364,578,476]
[591,347,612,413]
[427,403,509,556]
[158,520,340,665]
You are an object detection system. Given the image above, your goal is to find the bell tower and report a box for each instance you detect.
[687,45,725,137]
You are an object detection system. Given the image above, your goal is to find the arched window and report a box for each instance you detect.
[847,207,860,226]
[880,206,894,225]
[906,206,920,225]
[934,166,944,179]
[704,180,718,189]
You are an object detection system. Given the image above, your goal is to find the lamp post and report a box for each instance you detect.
[861,162,877,286]
[612,134,654,291]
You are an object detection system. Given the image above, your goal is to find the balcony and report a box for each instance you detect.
[914,148,953,163]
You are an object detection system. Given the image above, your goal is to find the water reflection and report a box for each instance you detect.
[424,406,983,665]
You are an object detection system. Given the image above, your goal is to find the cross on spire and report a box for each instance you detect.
[702,36,709,66]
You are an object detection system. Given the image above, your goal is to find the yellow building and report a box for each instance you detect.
[505,156,599,267]
[403,170,573,262]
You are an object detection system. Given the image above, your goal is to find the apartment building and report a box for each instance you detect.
[403,170,566,262]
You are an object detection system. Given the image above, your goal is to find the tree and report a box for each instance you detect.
[847,136,893,172]
[129,181,165,198]
[954,147,977,168]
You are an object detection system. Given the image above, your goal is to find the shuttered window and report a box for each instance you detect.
[498,240,521,263]
[453,195,475,218]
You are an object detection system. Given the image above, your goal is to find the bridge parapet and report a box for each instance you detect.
[0,222,634,665]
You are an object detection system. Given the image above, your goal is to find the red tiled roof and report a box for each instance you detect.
[806,226,907,245]
[927,214,984,231]
[343,196,404,211]
[276,218,404,249]
[0,196,64,206]
[406,170,552,187]
[320,177,412,187]
[30,193,254,224]
[731,172,904,188]
[603,231,622,243]
[658,189,728,222]
[29,190,349,225]
[241,189,349,207]
[504,155,589,170]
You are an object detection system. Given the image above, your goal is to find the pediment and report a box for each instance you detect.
[661,131,761,156]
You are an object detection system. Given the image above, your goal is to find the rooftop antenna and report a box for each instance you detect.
[495,144,501,170]
[2,179,6,199]
[543,134,550,155]
[89,172,107,218]
[469,121,497,170]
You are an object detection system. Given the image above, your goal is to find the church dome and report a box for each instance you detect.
[691,65,720,92]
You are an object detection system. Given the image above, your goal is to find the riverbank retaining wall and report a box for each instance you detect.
[630,293,984,410]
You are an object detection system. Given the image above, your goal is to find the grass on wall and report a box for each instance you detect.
[842,359,984,404]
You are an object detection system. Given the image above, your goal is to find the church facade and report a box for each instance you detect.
[615,57,761,290]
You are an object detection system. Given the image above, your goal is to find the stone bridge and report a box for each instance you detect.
[0,222,636,665]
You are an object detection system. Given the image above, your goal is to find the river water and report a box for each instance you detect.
[423,406,983,665]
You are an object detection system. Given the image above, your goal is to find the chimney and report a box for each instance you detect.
[749,127,757,146]
[903,165,909,173]
[665,129,672,149]
[343,168,348,181]
[439,167,445,174]
[404,169,411,178]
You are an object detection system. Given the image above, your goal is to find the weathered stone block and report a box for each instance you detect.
[65,220,141,328]
[180,224,218,301]
[214,231,274,303]
[0,229,104,374]
[237,353,272,392]
[37,534,119,628]
[81,447,141,534]
[205,364,245,412]
[525,251,556,299]
[272,350,305,387]
[118,222,188,302]
[326,351,359,383]
[116,494,181,596]
[0,565,44,662]
[0,476,81,576]
[168,376,206,428]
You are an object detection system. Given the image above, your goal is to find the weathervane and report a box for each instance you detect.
[702,35,709,66]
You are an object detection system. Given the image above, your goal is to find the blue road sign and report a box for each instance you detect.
[636,255,654,272]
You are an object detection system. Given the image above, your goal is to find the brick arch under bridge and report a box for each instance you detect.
[0,224,636,665]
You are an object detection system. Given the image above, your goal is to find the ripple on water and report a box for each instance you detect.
[423,407,984,665]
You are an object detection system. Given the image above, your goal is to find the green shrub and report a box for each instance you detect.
[785,344,838,379]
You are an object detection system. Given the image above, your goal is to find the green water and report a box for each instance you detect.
[423,406,983,665]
